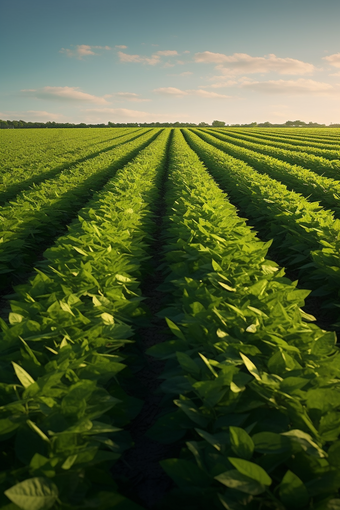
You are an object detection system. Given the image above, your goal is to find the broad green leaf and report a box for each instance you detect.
[198,353,218,377]
[12,362,35,388]
[240,353,261,381]
[9,313,24,325]
[228,457,272,486]
[165,318,186,340]
[176,352,200,377]
[101,313,114,325]
[160,458,211,488]
[5,477,58,510]
[0,418,21,438]
[279,470,309,509]
[215,469,266,495]
[174,400,209,427]
[252,432,291,454]
[195,428,222,451]
[218,281,236,292]
[229,426,254,460]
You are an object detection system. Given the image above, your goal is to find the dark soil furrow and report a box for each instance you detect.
[112,130,178,509]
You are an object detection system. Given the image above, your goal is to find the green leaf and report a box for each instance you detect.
[279,470,309,509]
[160,458,211,489]
[215,470,266,495]
[165,317,186,340]
[228,457,272,486]
[229,426,254,460]
[174,399,209,427]
[12,362,35,388]
[0,418,21,438]
[195,428,222,451]
[240,353,261,381]
[218,281,236,292]
[176,352,200,377]
[328,441,340,468]
[252,432,291,454]
[9,313,24,325]
[101,313,114,325]
[5,477,58,510]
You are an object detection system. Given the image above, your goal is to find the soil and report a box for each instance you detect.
[111,131,180,509]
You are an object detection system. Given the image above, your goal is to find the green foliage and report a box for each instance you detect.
[0,129,170,509]
[147,129,340,509]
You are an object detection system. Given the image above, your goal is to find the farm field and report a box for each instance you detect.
[1,126,340,510]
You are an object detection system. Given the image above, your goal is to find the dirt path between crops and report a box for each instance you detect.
[112,130,180,509]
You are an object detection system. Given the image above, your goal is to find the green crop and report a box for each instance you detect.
[148,129,340,510]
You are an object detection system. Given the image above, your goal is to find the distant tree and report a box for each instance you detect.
[198,122,210,126]
[212,120,225,127]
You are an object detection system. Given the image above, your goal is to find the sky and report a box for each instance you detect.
[1,0,340,125]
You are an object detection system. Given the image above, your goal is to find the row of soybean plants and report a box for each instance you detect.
[0,128,144,203]
[145,129,340,510]
[0,128,135,171]
[0,129,159,292]
[238,127,340,144]
[182,129,340,323]
[200,128,340,180]
[0,128,172,510]
[193,128,340,219]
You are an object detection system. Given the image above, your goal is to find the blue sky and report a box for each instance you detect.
[1,0,340,124]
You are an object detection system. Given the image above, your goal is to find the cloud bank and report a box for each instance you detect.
[194,52,315,76]
[21,86,109,104]
[60,45,111,59]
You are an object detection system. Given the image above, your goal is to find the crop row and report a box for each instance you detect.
[0,128,145,204]
[228,129,340,149]
[0,128,160,292]
[183,129,340,318]
[0,128,138,171]
[146,129,340,510]
[0,128,171,509]
[200,128,340,180]
[194,129,340,213]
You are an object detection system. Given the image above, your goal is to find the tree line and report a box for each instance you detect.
[1,119,339,129]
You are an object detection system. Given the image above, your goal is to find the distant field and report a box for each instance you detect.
[1,126,340,510]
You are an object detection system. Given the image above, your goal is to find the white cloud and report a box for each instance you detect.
[21,86,109,104]
[241,79,336,95]
[118,50,179,66]
[154,87,188,97]
[156,50,178,56]
[114,92,150,102]
[117,51,161,65]
[115,45,127,49]
[323,53,340,69]
[153,87,232,98]
[194,52,315,76]
[60,45,111,59]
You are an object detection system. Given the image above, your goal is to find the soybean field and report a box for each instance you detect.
[1,126,340,510]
